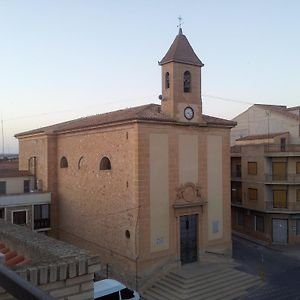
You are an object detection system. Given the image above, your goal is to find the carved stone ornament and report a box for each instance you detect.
[175,182,203,204]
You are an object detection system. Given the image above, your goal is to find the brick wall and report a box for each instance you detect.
[0,220,101,300]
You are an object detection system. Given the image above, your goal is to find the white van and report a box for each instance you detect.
[94,279,140,300]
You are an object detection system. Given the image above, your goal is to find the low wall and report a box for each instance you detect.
[0,220,101,299]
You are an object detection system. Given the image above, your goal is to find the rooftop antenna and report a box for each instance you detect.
[1,113,4,159]
[177,16,184,34]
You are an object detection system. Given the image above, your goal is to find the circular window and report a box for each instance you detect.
[125,230,130,239]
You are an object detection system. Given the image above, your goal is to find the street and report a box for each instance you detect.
[233,235,300,299]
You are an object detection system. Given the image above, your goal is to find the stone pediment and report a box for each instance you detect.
[174,182,206,208]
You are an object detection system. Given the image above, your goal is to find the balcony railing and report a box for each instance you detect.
[0,192,51,206]
[265,174,300,184]
[34,219,50,230]
[265,144,300,153]
[265,201,300,211]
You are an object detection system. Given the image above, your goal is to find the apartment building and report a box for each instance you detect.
[0,160,51,233]
[231,104,300,244]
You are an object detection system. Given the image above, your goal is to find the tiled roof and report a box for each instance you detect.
[0,169,32,178]
[0,242,30,267]
[236,132,289,141]
[0,160,31,178]
[16,104,235,137]
[159,29,204,67]
[254,104,299,121]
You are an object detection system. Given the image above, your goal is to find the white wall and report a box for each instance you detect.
[231,106,300,145]
[0,176,34,194]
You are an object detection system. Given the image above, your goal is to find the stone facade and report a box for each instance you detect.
[16,30,235,289]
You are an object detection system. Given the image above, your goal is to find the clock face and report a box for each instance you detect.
[184,106,194,120]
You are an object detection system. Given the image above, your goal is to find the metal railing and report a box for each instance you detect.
[265,201,300,211]
[0,263,54,300]
[265,144,300,153]
[265,174,300,183]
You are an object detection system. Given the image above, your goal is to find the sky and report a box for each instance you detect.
[0,0,299,154]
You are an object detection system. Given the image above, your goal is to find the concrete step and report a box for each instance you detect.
[143,286,181,300]
[165,266,233,286]
[161,268,240,292]
[141,264,263,300]
[189,273,257,298]
[207,277,263,300]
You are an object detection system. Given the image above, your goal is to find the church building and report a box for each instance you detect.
[16,29,236,288]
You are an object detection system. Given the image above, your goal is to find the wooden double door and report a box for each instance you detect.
[180,214,198,264]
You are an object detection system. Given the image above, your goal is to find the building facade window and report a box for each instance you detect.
[12,210,27,225]
[272,162,287,180]
[34,204,50,230]
[165,72,170,89]
[296,162,300,174]
[24,180,30,193]
[0,208,4,219]
[273,190,287,208]
[237,210,244,226]
[183,71,191,93]
[248,162,257,175]
[297,189,300,202]
[296,220,300,235]
[254,215,264,232]
[248,188,258,201]
[78,156,84,170]
[0,181,6,195]
[100,157,111,170]
[60,156,68,168]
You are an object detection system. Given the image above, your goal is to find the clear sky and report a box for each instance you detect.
[0,0,299,153]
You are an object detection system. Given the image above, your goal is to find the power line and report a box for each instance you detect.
[203,94,254,105]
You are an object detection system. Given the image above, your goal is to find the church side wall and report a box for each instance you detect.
[55,124,139,288]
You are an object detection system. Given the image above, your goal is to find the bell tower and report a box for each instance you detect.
[159,28,205,123]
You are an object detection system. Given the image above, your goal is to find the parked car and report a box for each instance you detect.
[94,279,140,300]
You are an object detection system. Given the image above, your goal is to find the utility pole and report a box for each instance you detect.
[1,113,4,159]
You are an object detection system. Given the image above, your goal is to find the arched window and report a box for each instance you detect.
[60,156,68,168]
[100,157,111,170]
[165,72,170,89]
[183,71,191,93]
[78,156,84,169]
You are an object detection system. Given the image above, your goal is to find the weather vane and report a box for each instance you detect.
[177,16,184,29]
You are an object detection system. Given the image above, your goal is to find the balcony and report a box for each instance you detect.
[0,192,51,207]
[265,144,300,155]
[265,174,300,184]
[265,201,300,211]
[34,218,50,230]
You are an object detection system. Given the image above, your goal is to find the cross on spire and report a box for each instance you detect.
[177,16,183,34]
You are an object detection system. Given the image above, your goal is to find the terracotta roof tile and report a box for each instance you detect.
[16,104,235,137]
[0,242,28,267]
[236,132,289,141]
[159,30,204,66]
[0,169,32,178]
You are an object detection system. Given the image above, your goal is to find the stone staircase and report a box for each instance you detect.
[142,262,263,300]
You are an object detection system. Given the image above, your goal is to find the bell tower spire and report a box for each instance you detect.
[159,25,205,123]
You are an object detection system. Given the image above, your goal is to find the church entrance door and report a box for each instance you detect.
[180,214,198,264]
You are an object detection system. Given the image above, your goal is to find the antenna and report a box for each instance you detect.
[1,113,4,158]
